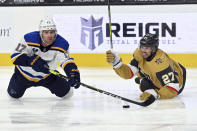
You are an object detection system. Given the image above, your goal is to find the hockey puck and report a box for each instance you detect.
[122,105,130,108]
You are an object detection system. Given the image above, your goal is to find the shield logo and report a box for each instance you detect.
[80,15,103,50]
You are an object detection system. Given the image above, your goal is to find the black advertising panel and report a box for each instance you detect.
[0,0,197,6]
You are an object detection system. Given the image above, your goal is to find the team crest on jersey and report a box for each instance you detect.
[155,58,163,64]
[32,48,39,53]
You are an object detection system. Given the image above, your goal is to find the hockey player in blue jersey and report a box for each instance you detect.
[8,17,80,98]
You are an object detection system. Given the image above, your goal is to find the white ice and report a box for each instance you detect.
[0,66,197,131]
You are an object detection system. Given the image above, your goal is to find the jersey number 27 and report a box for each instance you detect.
[156,66,178,86]
[162,72,175,84]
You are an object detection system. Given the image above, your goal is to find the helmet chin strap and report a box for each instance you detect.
[41,37,51,46]
[146,48,157,61]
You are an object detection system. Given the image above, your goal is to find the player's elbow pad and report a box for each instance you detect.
[165,83,180,94]
[11,53,31,66]
[159,83,179,99]
[114,64,138,79]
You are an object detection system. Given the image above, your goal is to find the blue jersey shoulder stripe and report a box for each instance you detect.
[52,34,69,52]
[24,31,42,44]
[24,32,69,52]
[26,42,40,47]
[50,46,67,53]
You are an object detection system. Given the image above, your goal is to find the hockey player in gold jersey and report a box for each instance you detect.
[106,33,186,103]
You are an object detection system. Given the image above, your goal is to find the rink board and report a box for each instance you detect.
[1,53,196,67]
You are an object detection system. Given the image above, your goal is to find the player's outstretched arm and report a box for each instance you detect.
[106,50,138,79]
[11,40,30,66]
[11,38,49,74]
[11,38,33,66]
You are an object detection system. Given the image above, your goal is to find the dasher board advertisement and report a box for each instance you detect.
[0,0,197,6]
[53,13,197,53]
[0,10,14,53]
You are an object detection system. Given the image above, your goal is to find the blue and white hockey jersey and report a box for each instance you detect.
[11,31,75,82]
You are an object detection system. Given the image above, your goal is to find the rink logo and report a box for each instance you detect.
[80,15,103,50]
[0,27,11,37]
[106,22,176,37]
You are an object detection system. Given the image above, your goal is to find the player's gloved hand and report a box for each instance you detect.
[135,77,146,92]
[63,58,81,89]
[29,55,49,74]
[140,92,151,101]
[106,50,122,68]
[67,70,80,89]
[140,89,158,101]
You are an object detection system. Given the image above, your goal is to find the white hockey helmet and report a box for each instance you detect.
[39,17,57,32]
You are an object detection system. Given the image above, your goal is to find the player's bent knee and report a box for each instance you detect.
[61,87,73,99]
[54,86,71,98]
[7,88,23,99]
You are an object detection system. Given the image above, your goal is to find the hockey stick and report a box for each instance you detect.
[49,69,155,107]
[107,0,113,49]
[105,1,155,106]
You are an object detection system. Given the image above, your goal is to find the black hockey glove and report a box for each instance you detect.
[135,77,159,92]
[64,61,80,89]
[29,55,49,74]
[67,70,80,89]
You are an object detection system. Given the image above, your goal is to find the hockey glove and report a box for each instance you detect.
[140,92,151,101]
[63,61,80,89]
[140,89,158,101]
[67,70,80,89]
[29,55,49,74]
[106,50,122,68]
[135,77,159,101]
